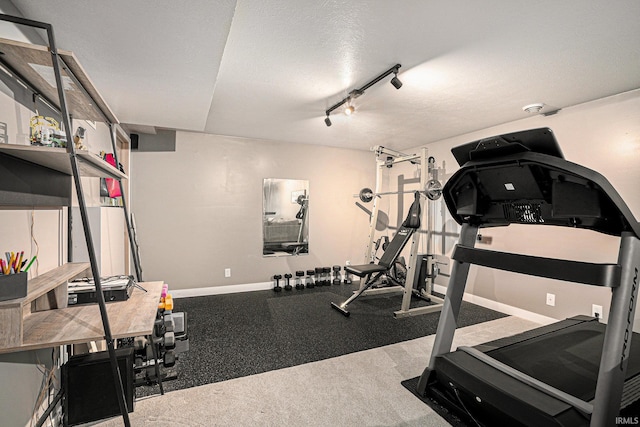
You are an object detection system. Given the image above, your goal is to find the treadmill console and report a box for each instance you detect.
[444,128,640,238]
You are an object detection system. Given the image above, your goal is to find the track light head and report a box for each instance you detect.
[390,74,402,89]
[324,116,332,127]
[344,105,354,115]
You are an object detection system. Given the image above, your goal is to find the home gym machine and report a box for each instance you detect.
[348,146,445,318]
[416,128,640,426]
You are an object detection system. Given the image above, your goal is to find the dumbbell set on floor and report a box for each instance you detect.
[273,265,352,291]
[132,283,189,386]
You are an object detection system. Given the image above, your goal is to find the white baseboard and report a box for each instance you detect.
[171,282,272,299]
[433,284,557,325]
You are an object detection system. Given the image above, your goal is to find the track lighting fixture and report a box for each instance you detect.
[390,70,402,89]
[324,64,401,127]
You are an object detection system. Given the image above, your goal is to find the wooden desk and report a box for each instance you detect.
[0,280,163,354]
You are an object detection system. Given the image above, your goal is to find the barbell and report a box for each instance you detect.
[356,180,443,203]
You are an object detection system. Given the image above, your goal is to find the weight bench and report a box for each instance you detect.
[331,192,421,317]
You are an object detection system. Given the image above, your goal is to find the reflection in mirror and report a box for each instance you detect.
[263,178,309,257]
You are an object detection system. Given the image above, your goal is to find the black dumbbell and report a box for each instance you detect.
[284,273,293,291]
[164,313,175,332]
[273,274,282,292]
[154,318,165,337]
[323,267,331,285]
[163,350,176,367]
[295,270,305,290]
[344,266,353,284]
[314,267,323,286]
[163,331,176,350]
[306,269,315,288]
[332,265,342,285]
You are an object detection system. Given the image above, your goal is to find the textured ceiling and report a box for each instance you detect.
[5,0,640,151]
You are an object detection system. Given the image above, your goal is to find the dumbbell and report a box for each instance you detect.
[164,313,175,332]
[306,269,315,288]
[314,267,323,286]
[295,270,305,290]
[344,266,353,284]
[135,355,144,368]
[273,274,282,292]
[154,318,165,337]
[163,331,176,350]
[134,336,148,351]
[161,283,169,298]
[332,265,342,285]
[284,273,293,291]
[163,350,176,367]
[323,267,331,285]
[158,294,174,312]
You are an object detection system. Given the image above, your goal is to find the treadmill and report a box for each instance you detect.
[416,128,640,427]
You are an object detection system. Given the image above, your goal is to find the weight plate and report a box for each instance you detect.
[359,187,374,203]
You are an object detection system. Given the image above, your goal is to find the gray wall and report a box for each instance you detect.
[130,132,376,289]
[0,349,57,427]
[402,89,640,326]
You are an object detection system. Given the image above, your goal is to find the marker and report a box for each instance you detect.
[23,256,36,273]
[0,259,5,275]
[15,251,23,273]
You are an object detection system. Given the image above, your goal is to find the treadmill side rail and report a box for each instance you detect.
[417,223,478,395]
[592,233,640,427]
[458,346,593,415]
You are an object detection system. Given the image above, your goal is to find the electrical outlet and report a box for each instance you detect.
[546,293,555,307]
[224,268,231,278]
[476,234,493,244]
[592,304,603,320]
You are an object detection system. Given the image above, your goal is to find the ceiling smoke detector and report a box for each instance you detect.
[522,103,545,114]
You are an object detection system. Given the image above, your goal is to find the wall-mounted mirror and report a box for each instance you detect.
[263,178,309,256]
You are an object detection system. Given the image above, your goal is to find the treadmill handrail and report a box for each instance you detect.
[453,245,621,287]
[458,346,594,416]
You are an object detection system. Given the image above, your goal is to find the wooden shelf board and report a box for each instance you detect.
[0,37,118,123]
[77,151,128,180]
[0,281,163,354]
[27,263,91,305]
[0,144,127,179]
[0,263,89,309]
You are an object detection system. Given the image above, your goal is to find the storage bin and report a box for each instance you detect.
[0,272,27,302]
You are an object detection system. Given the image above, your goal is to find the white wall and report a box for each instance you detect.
[401,89,640,325]
[130,131,376,289]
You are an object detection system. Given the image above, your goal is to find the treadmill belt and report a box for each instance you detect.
[486,320,640,402]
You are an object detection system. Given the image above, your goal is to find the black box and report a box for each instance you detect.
[62,347,134,426]
[67,276,134,305]
[0,272,27,302]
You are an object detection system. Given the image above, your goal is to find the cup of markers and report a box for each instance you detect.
[0,251,35,302]
[1,251,35,275]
